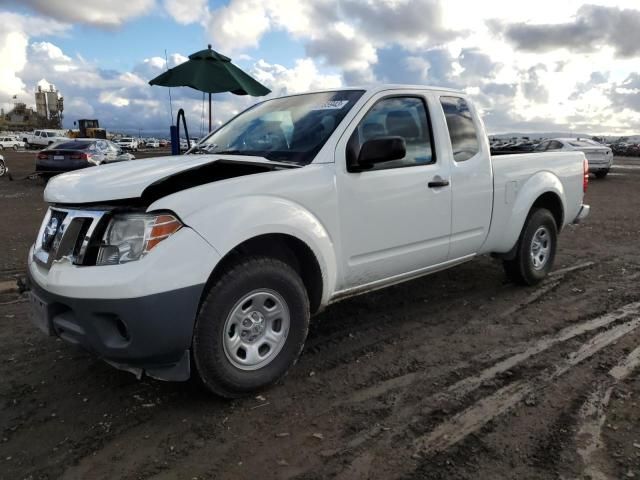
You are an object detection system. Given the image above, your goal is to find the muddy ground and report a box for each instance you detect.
[0,150,639,480]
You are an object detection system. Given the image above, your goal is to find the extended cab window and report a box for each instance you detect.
[349,96,435,171]
[547,140,564,150]
[440,96,480,162]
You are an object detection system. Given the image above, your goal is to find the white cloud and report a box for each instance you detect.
[99,91,130,107]
[5,1,640,135]
[163,0,208,25]
[251,58,342,95]
[207,0,271,51]
[19,0,154,27]
[0,12,70,111]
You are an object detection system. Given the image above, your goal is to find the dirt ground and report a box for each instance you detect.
[1,150,639,480]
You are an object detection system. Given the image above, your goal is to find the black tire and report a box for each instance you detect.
[595,170,608,179]
[193,256,310,398]
[12,144,18,151]
[503,208,557,286]
[0,145,4,150]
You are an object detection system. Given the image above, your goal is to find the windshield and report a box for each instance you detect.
[192,90,365,164]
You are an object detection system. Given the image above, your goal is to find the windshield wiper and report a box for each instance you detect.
[208,149,255,156]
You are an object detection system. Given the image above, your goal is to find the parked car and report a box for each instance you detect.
[159,139,169,148]
[179,138,191,150]
[0,136,25,150]
[145,139,160,148]
[535,138,613,178]
[27,85,589,397]
[35,139,134,175]
[23,129,68,149]
[116,137,139,151]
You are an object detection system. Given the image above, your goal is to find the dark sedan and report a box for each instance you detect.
[36,139,134,175]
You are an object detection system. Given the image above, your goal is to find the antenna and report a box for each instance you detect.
[164,49,174,125]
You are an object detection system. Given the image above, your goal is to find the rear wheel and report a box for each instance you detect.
[503,208,557,286]
[0,160,6,177]
[193,256,310,398]
[595,170,609,179]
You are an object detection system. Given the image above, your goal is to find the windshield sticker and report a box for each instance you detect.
[310,100,349,110]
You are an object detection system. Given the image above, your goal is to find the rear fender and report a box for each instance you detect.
[489,171,566,253]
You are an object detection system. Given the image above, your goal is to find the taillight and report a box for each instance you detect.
[70,152,89,160]
[583,158,589,193]
[36,152,48,160]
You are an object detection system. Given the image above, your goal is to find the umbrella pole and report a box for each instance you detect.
[208,93,212,133]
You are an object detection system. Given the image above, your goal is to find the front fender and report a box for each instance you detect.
[487,171,566,253]
[158,194,338,307]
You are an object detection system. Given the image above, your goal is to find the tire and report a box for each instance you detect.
[595,170,608,179]
[0,160,6,177]
[193,256,310,398]
[0,145,3,150]
[503,208,557,286]
[13,144,18,151]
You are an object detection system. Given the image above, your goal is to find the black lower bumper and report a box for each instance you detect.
[28,274,205,381]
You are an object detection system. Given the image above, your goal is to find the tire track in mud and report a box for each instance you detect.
[320,302,640,480]
[412,317,640,455]
[574,345,640,480]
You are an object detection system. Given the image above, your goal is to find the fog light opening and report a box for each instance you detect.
[116,318,130,341]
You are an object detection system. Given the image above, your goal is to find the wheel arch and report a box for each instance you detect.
[199,233,325,315]
[529,191,564,231]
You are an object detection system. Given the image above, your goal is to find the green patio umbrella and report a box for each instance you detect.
[149,45,271,132]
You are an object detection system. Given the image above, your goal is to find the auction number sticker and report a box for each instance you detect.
[311,100,349,110]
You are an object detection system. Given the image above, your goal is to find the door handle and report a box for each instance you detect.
[428,177,450,188]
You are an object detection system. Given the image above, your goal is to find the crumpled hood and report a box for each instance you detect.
[44,154,290,204]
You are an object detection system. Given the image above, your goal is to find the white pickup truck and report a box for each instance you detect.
[27,85,589,397]
[23,129,68,149]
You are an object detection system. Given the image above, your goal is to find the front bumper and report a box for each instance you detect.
[28,275,203,380]
[573,204,590,224]
[27,222,221,381]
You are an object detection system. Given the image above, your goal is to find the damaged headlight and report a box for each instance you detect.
[96,213,182,265]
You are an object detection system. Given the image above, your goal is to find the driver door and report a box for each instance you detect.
[335,93,452,290]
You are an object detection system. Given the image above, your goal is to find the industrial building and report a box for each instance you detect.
[0,83,64,131]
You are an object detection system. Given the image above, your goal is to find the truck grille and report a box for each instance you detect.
[33,207,108,268]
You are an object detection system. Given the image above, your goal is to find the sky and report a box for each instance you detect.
[1,0,640,136]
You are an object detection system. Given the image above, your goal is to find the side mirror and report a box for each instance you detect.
[354,136,406,171]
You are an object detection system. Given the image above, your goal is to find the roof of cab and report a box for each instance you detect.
[270,84,465,99]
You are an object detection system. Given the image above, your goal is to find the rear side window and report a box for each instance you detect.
[440,96,480,162]
[547,140,564,150]
[51,141,95,150]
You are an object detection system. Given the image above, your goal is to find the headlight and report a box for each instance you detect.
[96,213,182,265]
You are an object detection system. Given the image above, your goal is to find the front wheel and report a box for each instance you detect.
[0,160,7,177]
[12,144,19,151]
[193,256,310,398]
[503,208,558,286]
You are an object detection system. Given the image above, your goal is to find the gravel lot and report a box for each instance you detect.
[1,150,639,480]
